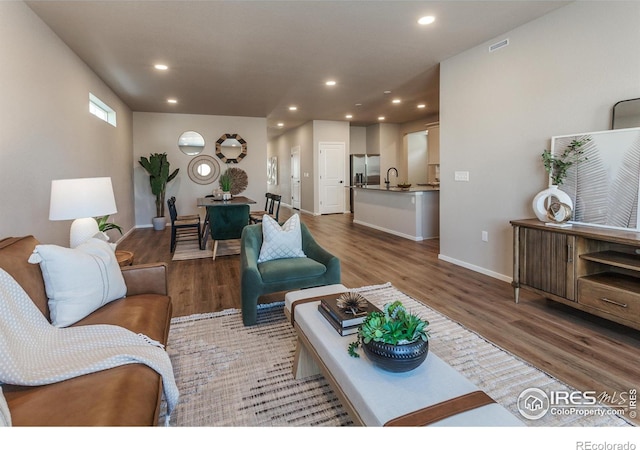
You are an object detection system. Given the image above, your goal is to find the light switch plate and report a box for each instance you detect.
[454,171,470,182]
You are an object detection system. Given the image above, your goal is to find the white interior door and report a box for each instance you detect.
[290,146,300,210]
[319,141,345,214]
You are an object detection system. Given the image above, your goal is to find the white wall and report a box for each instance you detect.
[268,122,313,211]
[312,120,351,213]
[439,1,640,280]
[406,131,428,185]
[349,126,367,155]
[133,112,267,226]
[0,1,135,246]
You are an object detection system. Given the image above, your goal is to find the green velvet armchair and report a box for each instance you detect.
[240,222,341,326]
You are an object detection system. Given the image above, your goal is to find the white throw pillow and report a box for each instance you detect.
[28,238,127,327]
[257,213,306,263]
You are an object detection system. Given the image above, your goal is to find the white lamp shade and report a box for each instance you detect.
[49,177,117,220]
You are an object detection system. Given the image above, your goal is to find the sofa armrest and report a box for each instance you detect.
[121,263,168,296]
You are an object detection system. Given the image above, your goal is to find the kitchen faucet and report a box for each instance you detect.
[385,167,398,188]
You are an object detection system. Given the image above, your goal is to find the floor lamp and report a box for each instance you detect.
[49,177,117,248]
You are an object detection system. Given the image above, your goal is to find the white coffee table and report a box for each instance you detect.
[285,285,524,427]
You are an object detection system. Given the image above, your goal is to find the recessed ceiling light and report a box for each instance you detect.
[383,90,391,95]
[392,99,401,104]
[355,103,362,107]
[417,104,426,109]
[277,123,284,127]
[167,98,177,104]
[418,16,435,25]
[345,114,353,119]
[325,80,337,86]
[154,64,168,70]
[378,116,385,121]
[289,106,298,111]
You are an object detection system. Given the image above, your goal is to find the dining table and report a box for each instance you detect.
[196,196,257,249]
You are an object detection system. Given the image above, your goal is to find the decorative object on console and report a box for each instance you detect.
[532,185,573,223]
[215,133,247,163]
[49,177,117,248]
[178,130,205,156]
[138,153,179,230]
[532,137,589,224]
[187,154,220,185]
[546,201,572,224]
[348,300,430,373]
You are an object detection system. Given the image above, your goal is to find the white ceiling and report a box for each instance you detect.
[26,1,570,138]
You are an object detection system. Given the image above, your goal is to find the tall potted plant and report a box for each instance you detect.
[219,168,232,200]
[139,153,179,230]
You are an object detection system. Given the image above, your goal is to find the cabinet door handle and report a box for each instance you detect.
[567,243,573,263]
[599,297,628,308]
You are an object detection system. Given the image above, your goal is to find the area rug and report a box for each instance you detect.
[172,239,241,261]
[158,283,632,427]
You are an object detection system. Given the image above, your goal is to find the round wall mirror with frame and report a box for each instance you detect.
[178,130,206,156]
[187,155,220,185]
[215,133,247,163]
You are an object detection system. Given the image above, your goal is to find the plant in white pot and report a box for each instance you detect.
[139,153,179,230]
[219,168,232,200]
[533,137,590,223]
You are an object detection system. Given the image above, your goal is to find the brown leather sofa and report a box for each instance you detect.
[0,236,173,426]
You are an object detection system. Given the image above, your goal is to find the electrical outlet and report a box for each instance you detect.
[482,231,488,242]
[454,171,469,182]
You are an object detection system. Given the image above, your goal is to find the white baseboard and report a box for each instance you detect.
[437,254,513,283]
[353,219,424,241]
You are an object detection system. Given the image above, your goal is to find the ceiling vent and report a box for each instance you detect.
[489,38,509,53]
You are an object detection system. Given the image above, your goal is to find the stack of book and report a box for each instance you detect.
[318,296,380,336]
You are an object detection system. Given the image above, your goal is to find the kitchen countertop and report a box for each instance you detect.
[350,184,440,192]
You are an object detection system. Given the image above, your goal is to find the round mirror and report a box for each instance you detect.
[178,131,205,156]
[187,155,220,185]
[215,133,247,163]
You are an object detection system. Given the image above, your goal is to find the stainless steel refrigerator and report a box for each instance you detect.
[350,154,380,212]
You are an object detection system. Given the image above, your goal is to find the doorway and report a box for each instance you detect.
[290,146,300,210]
[318,141,345,214]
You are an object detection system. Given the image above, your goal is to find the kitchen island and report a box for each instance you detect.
[351,185,439,241]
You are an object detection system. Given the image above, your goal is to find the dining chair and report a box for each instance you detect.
[167,197,202,252]
[250,193,282,224]
[208,204,250,260]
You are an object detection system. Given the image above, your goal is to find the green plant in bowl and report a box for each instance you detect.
[348,300,429,358]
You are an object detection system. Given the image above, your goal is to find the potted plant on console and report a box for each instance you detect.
[533,137,590,223]
[348,300,430,373]
[139,152,179,230]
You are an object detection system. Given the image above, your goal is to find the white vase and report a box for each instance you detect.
[532,185,573,222]
[152,216,167,231]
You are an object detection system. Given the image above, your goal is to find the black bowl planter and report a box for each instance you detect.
[362,339,429,373]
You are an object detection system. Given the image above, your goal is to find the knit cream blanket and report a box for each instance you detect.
[0,268,179,426]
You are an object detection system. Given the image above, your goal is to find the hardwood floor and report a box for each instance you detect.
[119,208,640,424]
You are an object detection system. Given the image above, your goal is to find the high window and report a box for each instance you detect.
[89,93,116,126]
